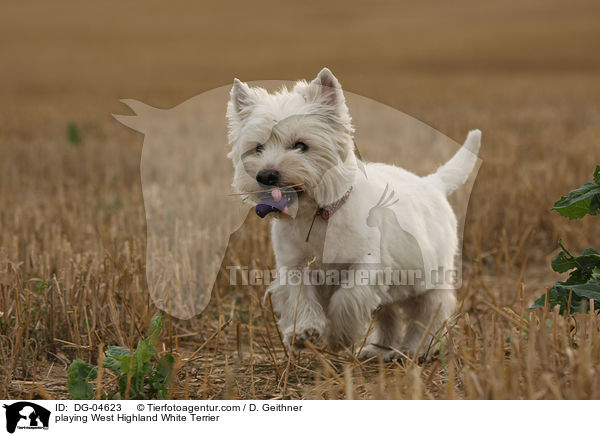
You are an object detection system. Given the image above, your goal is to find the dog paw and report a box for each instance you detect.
[284,327,323,349]
[358,344,408,363]
[358,344,400,362]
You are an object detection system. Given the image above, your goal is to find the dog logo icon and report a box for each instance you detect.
[2,402,50,433]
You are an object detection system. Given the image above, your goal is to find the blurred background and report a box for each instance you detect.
[1,0,600,399]
[2,0,599,119]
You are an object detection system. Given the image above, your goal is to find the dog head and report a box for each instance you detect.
[226,68,358,214]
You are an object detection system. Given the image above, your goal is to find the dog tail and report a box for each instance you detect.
[426,129,481,195]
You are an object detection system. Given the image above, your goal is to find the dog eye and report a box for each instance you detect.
[255,144,264,154]
[292,141,308,152]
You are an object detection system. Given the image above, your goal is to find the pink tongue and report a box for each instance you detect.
[272,188,282,202]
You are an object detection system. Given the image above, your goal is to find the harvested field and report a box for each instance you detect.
[1,0,600,399]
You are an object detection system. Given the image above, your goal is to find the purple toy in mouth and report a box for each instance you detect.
[255,187,302,218]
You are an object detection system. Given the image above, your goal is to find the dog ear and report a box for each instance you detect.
[226,79,255,142]
[308,68,353,136]
[309,68,345,110]
[229,78,254,117]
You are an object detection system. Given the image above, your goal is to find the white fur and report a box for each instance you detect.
[227,68,481,359]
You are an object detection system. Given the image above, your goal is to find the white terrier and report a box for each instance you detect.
[226,68,481,360]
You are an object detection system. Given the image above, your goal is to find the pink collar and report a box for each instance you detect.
[317,187,353,220]
[305,187,353,242]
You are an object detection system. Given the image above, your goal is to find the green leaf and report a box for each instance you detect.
[153,354,175,385]
[550,241,600,282]
[552,166,600,219]
[106,345,131,359]
[122,338,158,399]
[117,375,128,399]
[532,270,600,315]
[530,287,584,315]
[534,238,600,315]
[67,359,97,400]
[147,314,163,340]
[554,273,600,304]
[148,357,175,399]
[105,346,131,373]
[531,288,562,312]
[102,357,122,373]
[564,248,600,284]
[133,339,157,371]
[551,245,575,273]
[581,247,600,258]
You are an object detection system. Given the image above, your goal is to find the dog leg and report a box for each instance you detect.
[326,284,384,350]
[267,283,327,349]
[358,303,402,360]
[400,289,456,359]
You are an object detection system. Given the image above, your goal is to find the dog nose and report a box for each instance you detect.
[256,169,281,186]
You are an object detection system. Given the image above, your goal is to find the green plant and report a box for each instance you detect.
[532,166,600,314]
[67,122,82,146]
[67,315,175,399]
